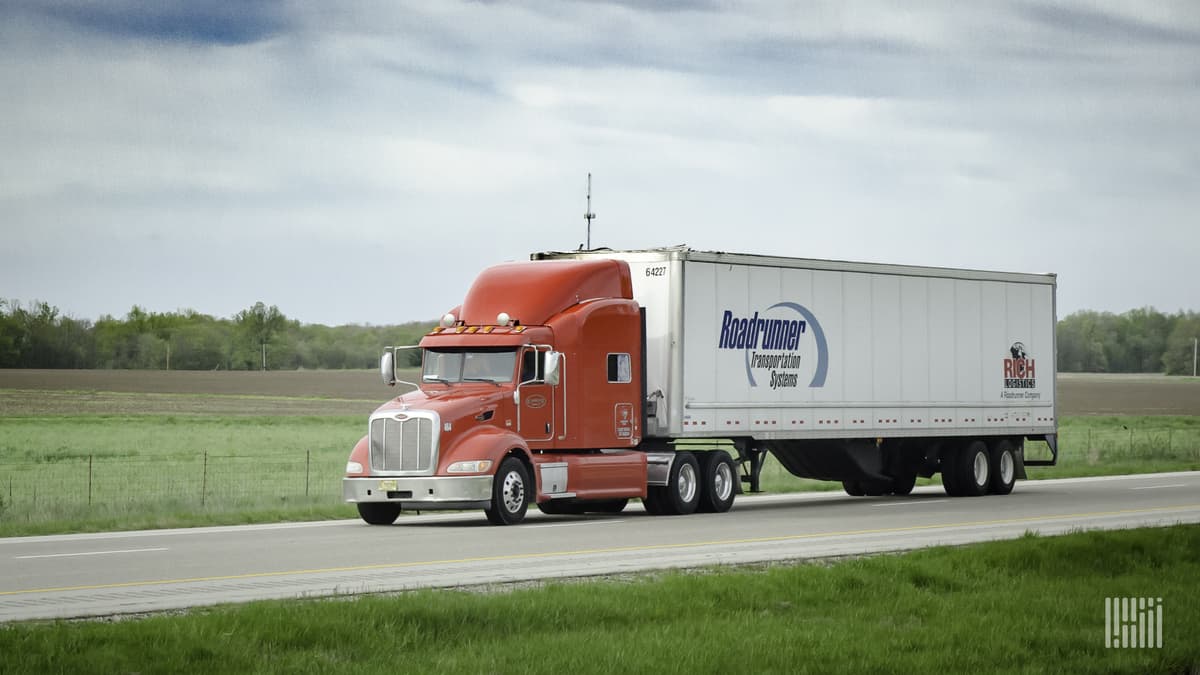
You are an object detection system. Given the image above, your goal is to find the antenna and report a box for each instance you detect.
[584,173,596,250]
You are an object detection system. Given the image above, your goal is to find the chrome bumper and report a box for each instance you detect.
[343,475,492,510]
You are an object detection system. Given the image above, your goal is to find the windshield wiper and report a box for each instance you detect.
[423,377,451,385]
[462,377,501,386]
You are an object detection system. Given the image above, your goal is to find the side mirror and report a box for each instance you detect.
[380,350,396,387]
[545,351,562,386]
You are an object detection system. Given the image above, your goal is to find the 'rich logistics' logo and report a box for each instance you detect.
[717,303,828,389]
[1003,342,1037,389]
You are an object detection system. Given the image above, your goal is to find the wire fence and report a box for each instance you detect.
[1041,426,1200,464]
[0,426,1196,525]
[0,451,344,525]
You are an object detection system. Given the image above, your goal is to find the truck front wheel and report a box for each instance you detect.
[357,502,402,525]
[486,457,530,525]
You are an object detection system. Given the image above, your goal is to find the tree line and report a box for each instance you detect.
[1,300,1197,374]
[0,300,431,371]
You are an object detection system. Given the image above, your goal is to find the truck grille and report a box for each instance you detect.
[369,416,435,473]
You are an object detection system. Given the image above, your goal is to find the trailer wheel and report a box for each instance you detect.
[989,441,1017,496]
[957,441,991,497]
[356,502,402,525]
[485,457,530,525]
[697,451,736,513]
[842,481,864,496]
[662,452,701,515]
[891,472,917,496]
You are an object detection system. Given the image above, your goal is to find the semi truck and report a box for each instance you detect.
[343,246,1058,525]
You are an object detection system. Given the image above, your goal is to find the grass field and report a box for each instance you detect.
[1,525,1196,673]
[1,370,1198,536]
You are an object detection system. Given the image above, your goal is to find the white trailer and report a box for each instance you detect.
[533,246,1058,497]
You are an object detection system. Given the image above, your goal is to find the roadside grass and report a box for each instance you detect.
[0,376,1196,536]
[1,414,1198,536]
[1,525,1196,673]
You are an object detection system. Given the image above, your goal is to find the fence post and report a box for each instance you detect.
[305,450,311,498]
[88,455,93,507]
[201,451,208,507]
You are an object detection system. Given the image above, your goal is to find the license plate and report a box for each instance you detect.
[378,479,398,491]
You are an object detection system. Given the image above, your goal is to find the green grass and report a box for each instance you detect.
[1,414,1198,536]
[1,525,1196,673]
[0,415,363,536]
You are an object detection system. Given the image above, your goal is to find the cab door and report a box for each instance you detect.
[516,346,556,445]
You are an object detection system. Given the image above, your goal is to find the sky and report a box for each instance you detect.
[2,1,1198,327]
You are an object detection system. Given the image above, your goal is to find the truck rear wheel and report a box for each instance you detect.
[697,451,736,513]
[661,452,700,516]
[357,502,401,525]
[989,440,1017,496]
[485,457,530,525]
[957,440,991,497]
[842,481,864,496]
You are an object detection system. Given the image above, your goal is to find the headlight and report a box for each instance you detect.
[447,460,493,474]
[346,461,364,474]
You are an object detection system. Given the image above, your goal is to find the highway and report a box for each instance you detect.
[2,471,1197,622]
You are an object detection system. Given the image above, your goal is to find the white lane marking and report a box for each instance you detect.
[1129,484,1188,491]
[870,499,950,508]
[15,547,168,560]
[525,520,628,529]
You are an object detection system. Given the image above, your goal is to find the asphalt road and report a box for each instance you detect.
[2,472,1197,623]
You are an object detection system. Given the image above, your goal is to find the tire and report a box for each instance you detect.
[989,440,1017,496]
[661,452,701,516]
[843,481,864,496]
[957,440,991,497]
[357,502,401,525]
[697,451,736,513]
[485,457,530,525]
[861,480,892,496]
[891,472,917,496]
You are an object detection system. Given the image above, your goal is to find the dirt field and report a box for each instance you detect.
[1,369,1198,417]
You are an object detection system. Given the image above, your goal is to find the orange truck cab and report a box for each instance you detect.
[342,257,721,525]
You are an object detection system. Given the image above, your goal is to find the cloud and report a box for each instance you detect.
[11,0,290,45]
[1,1,1198,325]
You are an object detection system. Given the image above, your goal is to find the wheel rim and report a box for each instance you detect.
[713,461,733,502]
[972,450,989,486]
[1000,449,1015,484]
[501,470,525,513]
[677,463,698,503]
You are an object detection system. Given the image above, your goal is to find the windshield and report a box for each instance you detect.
[422,349,517,384]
